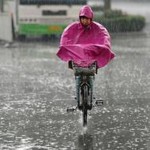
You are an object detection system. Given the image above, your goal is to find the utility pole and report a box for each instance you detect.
[0,0,4,12]
[16,0,19,25]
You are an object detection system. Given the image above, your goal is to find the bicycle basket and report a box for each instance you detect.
[73,62,97,76]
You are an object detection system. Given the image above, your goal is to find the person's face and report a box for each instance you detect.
[80,16,91,26]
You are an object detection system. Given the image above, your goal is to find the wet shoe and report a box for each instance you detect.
[87,103,92,110]
[78,105,83,110]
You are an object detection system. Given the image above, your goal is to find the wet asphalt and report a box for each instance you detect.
[0,1,150,150]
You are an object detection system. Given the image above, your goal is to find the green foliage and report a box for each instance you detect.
[91,6,104,12]
[94,9,146,32]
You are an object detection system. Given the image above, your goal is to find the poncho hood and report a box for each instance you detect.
[79,5,93,19]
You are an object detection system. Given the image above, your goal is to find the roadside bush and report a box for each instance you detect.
[94,9,146,32]
[103,9,124,18]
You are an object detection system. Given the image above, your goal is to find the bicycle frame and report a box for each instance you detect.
[71,61,97,126]
[67,61,103,126]
[75,75,94,110]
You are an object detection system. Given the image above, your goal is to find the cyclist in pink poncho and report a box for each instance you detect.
[57,5,115,68]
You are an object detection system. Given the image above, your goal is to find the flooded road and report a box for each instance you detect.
[0,32,150,150]
[1,1,150,150]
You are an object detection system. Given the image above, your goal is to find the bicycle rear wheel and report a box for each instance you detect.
[82,84,88,126]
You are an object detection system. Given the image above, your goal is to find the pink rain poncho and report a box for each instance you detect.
[57,5,115,68]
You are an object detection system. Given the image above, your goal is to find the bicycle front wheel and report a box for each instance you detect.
[82,84,88,127]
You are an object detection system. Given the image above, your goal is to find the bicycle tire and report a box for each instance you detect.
[82,84,88,126]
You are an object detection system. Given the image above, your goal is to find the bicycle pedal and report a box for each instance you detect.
[67,107,76,112]
[95,100,104,106]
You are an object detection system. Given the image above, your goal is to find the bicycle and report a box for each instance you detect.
[67,61,103,126]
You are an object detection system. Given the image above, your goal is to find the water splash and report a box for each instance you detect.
[16,145,49,150]
[82,126,88,134]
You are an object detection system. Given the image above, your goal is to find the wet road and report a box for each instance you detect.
[1,2,150,150]
[0,33,150,150]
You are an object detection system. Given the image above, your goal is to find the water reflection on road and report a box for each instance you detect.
[0,31,150,150]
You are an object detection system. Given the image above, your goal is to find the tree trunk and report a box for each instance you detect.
[0,0,4,12]
[104,0,111,11]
